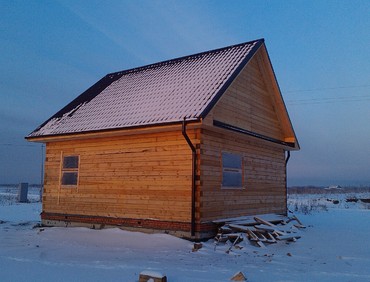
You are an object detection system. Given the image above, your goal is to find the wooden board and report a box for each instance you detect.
[199,125,287,221]
[42,129,200,223]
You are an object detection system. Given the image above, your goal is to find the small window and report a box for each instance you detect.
[61,155,79,186]
[63,156,79,169]
[222,152,243,188]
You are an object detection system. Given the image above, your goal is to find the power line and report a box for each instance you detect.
[0,143,40,147]
[287,99,370,106]
[285,84,370,93]
[286,94,370,105]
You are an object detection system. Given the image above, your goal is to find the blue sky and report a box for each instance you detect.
[1,0,369,186]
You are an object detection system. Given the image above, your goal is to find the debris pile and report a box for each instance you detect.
[213,214,305,251]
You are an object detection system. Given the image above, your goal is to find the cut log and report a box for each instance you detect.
[139,270,167,282]
[230,271,247,281]
[192,242,203,252]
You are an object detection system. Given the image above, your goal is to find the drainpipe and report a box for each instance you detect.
[182,118,196,237]
[285,150,291,216]
[285,150,291,166]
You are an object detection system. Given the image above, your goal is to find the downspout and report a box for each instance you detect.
[182,118,196,237]
[285,150,291,216]
[285,150,291,166]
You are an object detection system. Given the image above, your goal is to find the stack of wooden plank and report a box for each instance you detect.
[213,214,304,251]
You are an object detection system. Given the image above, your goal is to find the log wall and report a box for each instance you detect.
[209,50,284,141]
[42,129,199,223]
[199,128,286,221]
[199,48,288,221]
[40,46,293,236]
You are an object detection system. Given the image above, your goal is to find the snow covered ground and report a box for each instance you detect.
[1,187,369,282]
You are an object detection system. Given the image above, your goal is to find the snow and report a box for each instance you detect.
[28,41,258,138]
[140,270,166,278]
[1,187,369,281]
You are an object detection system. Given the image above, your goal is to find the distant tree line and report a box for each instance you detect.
[0,184,42,188]
[288,186,370,194]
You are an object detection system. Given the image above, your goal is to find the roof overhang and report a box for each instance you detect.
[26,119,202,143]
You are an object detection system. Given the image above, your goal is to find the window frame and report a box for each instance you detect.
[221,151,244,189]
[60,155,80,188]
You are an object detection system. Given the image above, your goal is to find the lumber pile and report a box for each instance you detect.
[213,214,304,251]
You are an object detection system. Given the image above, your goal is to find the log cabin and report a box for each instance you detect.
[26,38,299,239]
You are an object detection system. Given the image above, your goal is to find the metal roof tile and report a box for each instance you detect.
[28,39,264,137]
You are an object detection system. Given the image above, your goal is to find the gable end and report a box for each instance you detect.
[204,44,299,150]
[199,39,264,119]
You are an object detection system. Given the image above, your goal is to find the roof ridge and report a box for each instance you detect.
[26,38,266,138]
[107,38,265,78]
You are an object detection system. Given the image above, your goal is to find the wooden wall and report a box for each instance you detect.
[42,129,199,223]
[208,49,284,141]
[199,128,286,221]
[41,46,292,230]
[199,47,288,222]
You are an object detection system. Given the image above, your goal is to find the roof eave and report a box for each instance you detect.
[26,118,202,142]
[26,73,124,138]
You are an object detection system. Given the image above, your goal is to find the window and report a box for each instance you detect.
[222,152,243,188]
[61,155,79,186]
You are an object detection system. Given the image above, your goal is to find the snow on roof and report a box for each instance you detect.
[28,39,264,138]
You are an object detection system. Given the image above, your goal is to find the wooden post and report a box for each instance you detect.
[18,182,28,203]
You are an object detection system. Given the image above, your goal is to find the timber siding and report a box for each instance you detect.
[211,52,284,140]
[28,39,299,239]
[43,129,199,223]
[199,128,286,222]
[199,47,288,222]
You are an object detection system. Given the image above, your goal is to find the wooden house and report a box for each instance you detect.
[26,39,299,239]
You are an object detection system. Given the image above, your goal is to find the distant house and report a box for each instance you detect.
[26,38,299,239]
[325,185,342,190]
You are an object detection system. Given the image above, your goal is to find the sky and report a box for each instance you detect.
[1,0,369,186]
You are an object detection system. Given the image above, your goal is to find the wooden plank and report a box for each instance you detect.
[254,216,277,227]
[210,54,286,141]
[228,224,251,232]
[276,234,301,241]
[199,124,286,220]
[42,130,197,223]
[246,229,266,248]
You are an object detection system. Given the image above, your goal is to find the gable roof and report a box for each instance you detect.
[27,39,265,138]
